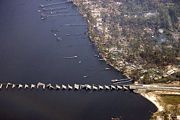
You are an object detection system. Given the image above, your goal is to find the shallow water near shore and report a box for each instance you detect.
[0,0,157,120]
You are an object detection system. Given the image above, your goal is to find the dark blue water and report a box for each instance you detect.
[0,0,157,120]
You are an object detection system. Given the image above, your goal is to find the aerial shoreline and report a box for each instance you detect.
[72,0,160,112]
[72,1,132,79]
[72,0,180,119]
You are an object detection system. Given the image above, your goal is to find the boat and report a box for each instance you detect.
[64,56,78,59]
[105,67,111,70]
[83,75,88,78]
[111,79,120,83]
[111,79,133,84]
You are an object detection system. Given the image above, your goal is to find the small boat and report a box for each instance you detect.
[111,79,120,83]
[83,75,88,78]
[41,17,46,20]
[64,56,78,59]
[53,33,57,36]
[112,79,133,84]
[105,67,111,70]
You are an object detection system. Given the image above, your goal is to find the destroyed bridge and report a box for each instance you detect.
[0,82,180,93]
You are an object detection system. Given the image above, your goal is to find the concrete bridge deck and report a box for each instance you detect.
[129,84,180,92]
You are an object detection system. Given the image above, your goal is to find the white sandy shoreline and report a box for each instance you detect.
[140,92,164,112]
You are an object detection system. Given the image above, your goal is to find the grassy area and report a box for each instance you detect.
[151,94,180,119]
[160,94,180,105]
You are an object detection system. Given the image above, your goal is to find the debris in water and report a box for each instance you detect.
[40,4,44,8]
[56,37,62,41]
[99,59,104,61]
[41,17,46,20]
[64,56,78,59]
[94,54,100,57]
[83,75,88,78]
[105,67,111,70]
[66,34,70,36]
[54,33,57,36]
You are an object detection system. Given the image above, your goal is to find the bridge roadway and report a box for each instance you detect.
[0,82,180,92]
[129,84,180,92]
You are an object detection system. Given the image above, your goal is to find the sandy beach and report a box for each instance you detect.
[140,92,164,112]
